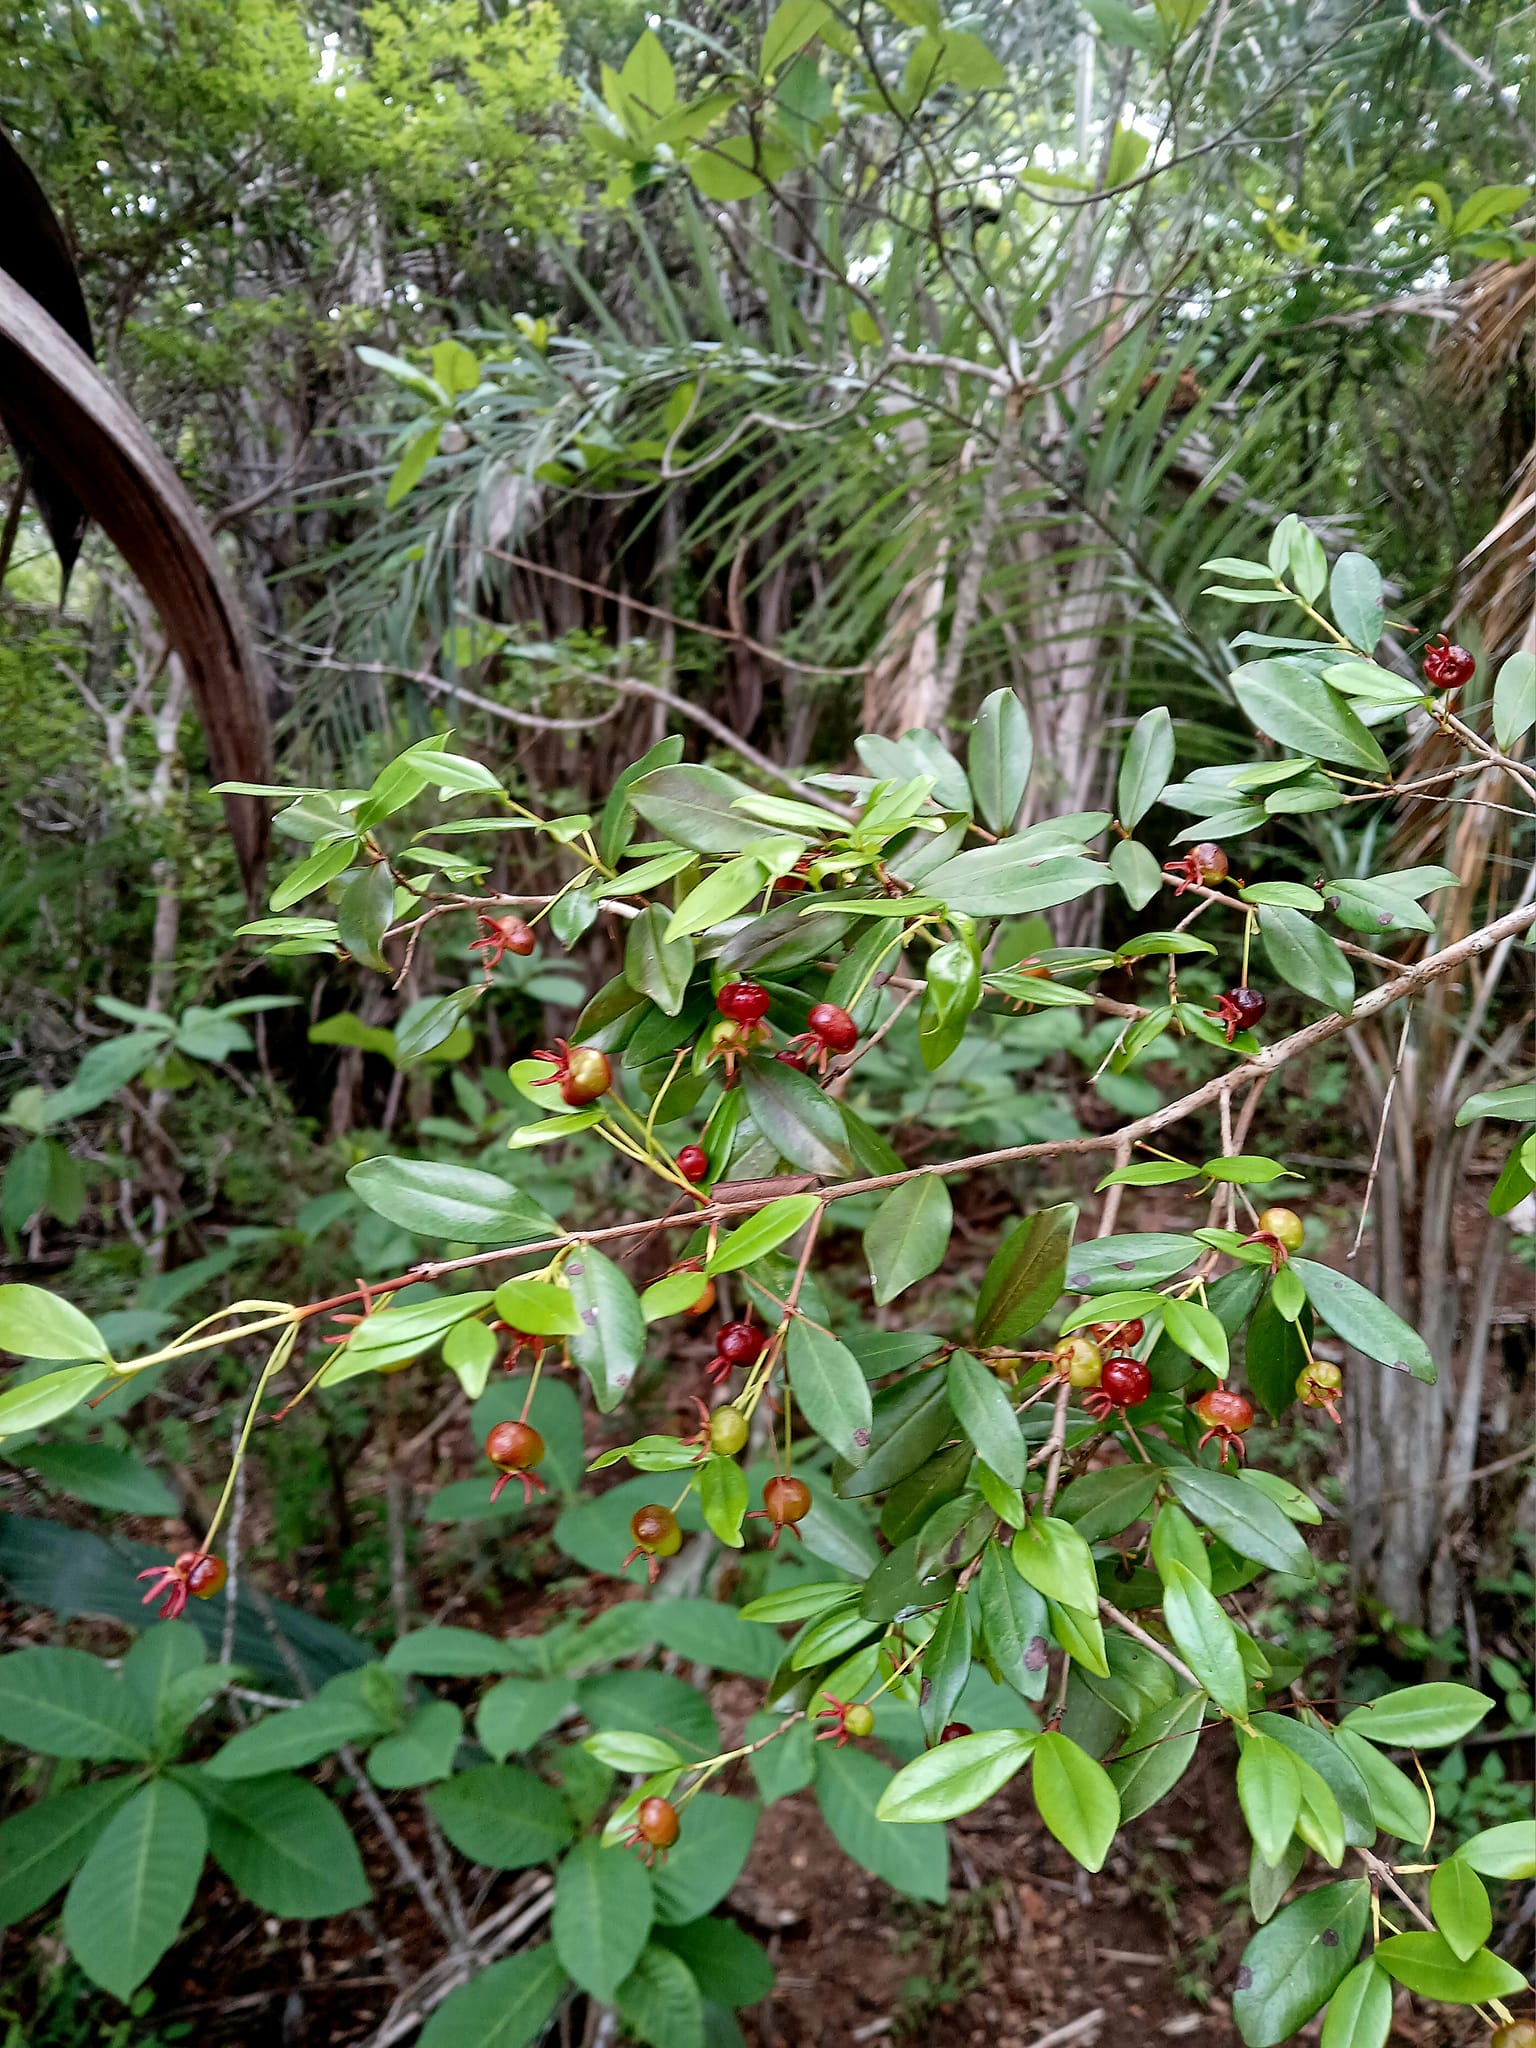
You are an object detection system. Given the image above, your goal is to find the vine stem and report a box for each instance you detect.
[111,896,1536,1359]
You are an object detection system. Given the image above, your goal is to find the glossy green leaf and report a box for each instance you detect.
[346,1158,556,1244]
[628,763,770,854]
[974,1203,1076,1345]
[1260,906,1354,1016]
[1117,707,1175,829]
[626,903,695,1014]
[1108,1689,1207,1822]
[877,1729,1036,1823]
[1109,836,1162,911]
[1331,1727,1430,1844]
[1010,1517,1097,1613]
[1338,1682,1492,1748]
[945,1350,1025,1486]
[1493,650,1536,753]
[978,1540,1050,1701]
[864,1177,952,1305]
[741,1059,853,1177]
[1064,1233,1201,1291]
[1429,1855,1492,1961]
[1318,1960,1392,2048]
[564,1247,646,1413]
[1161,1297,1230,1376]
[1328,554,1384,652]
[1455,1818,1536,1881]
[1230,661,1388,773]
[0,1285,110,1363]
[1167,1469,1314,1578]
[707,1194,820,1274]
[1159,1561,1248,1717]
[968,687,1033,831]
[1058,1464,1162,1543]
[698,1451,750,1547]
[1031,1731,1119,1873]
[1292,1261,1436,1385]
[918,937,982,1069]
[919,1587,972,1743]
[1373,1931,1526,2003]
[1238,1735,1301,1865]
[1232,1880,1370,2047]
[922,844,1108,919]
[786,1319,872,1464]
[0,1362,112,1434]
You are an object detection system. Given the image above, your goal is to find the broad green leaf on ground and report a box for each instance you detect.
[419,1946,565,2048]
[0,1647,153,1761]
[649,1792,757,1925]
[193,1769,370,1916]
[552,1838,654,2000]
[814,1742,948,1902]
[0,1779,136,1928]
[63,1778,207,2000]
[427,1765,575,1868]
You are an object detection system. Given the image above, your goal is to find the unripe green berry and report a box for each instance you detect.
[1258,1206,1305,1252]
[709,1407,748,1456]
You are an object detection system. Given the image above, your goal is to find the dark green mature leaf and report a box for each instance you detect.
[476,1677,577,1760]
[419,1945,565,2048]
[1032,1731,1119,1872]
[14,1442,176,1517]
[0,1647,152,1761]
[1319,1960,1392,2048]
[923,844,1108,918]
[1108,1690,1206,1822]
[946,1351,1025,1487]
[565,1247,646,1413]
[1117,707,1175,829]
[978,1540,1050,1701]
[628,763,775,853]
[878,1729,1036,1823]
[554,1838,654,2002]
[1167,1470,1314,1579]
[1292,1261,1435,1383]
[659,1916,774,2010]
[63,1778,207,2001]
[1229,661,1389,773]
[975,1203,1075,1345]
[368,1700,464,1788]
[835,1373,952,1498]
[1329,554,1384,652]
[427,1764,575,1868]
[864,1177,952,1304]
[741,1060,853,1177]
[192,1770,369,1916]
[918,938,981,1069]
[1232,1881,1370,2047]
[787,1319,872,1463]
[346,1158,556,1244]
[207,1691,388,1778]
[336,860,394,972]
[0,1779,136,1928]
[968,688,1033,831]
[650,1793,757,1925]
[1260,907,1354,1016]
[617,1943,703,2048]
[1057,1464,1162,1543]
[919,1588,972,1743]
[814,1743,947,1901]
[1244,1288,1312,1417]
[1372,1932,1526,2003]
[626,904,694,1015]
[1065,1234,1200,1291]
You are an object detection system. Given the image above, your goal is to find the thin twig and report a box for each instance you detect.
[1350,1001,1413,1259]
[1099,1600,1200,1692]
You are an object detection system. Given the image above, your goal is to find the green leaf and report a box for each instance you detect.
[1328,555,1385,652]
[1260,906,1354,1016]
[1455,1078,1536,1126]
[922,845,1108,918]
[335,861,394,972]
[629,764,774,854]
[659,1917,774,2009]
[1229,661,1389,774]
[564,1247,646,1413]
[1238,1735,1301,1865]
[1031,1731,1119,1873]
[1159,1561,1248,1717]
[1047,1598,1109,1677]
[428,1764,575,1869]
[1251,1716,1372,1851]
[1117,707,1175,829]
[1456,1819,1536,1881]
[63,1778,206,2000]
[1151,1501,1210,1586]
[1010,1517,1098,1613]
[0,1779,136,1928]
[968,688,1033,832]
[741,1060,853,1177]
[0,1647,152,1760]
[475,1677,576,1760]
[1319,1960,1392,2048]
[878,1729,1036,1824]
[617,1944,703,2048]
[626,904,695,1015]
[918,937,982,1070]
[1109,1690,1207,1822]
[619,26,675,116]
[1160,1298,1230,1377]
[698,1452,750,1548]
[650,1792,757,1925]
[1109,837,1163,911]
[1493,650,1536,752]
[1338,1683,1492,1748]
[1373,1931,1526,2003]
[15,1442,176,1516]
[919,1586,973,1743]
[270,832,361,912]
[1232,1880,1370,2047]
[974,1203,1076,1346]
[0,1285,110,1363]
[786,1319,872,1464]
[1429,1855,1492,1961]
[1291,1261,1435,1384]
[385,1628,524,1677]
[1095,1161,1199,1189]
[585,1730,685,1774]
[864,1178,952,1306]
[419,1946,565,2048]
[977,1540,1050,1701]
[1167,1470,1314,1578]
[553,1838,655,2000]
[368,1700,464,1788]
[346,1158,556,1245]
[192,1769,369,1916]
[945,1351,1025,1487]
[1064,1233,1200,1291]
[1244,1286,1312,1418]
[0,1362,112,1435]
[491,1278,581,1338]
[1250,1840,1305,1926]
[1331,1727,1429,1843]
[1058,1464,1163,1543]
[761,0,832,75]
[207,1693,386,1778]
[666,856,772,943]
[706,1194,820,1275]
[813,1743,948,1901]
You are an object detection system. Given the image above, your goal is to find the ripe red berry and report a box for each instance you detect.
[676,1144,708,1183]
[1421,634,1475,690]
[1098,1356,1152,1408]
[1212,986,1266,1042]
[716,1319,767,1366]
[763,1474,811,1524]
[939,1721,974,1743]
[1193,1386,1256,1464]
[775,1047,810,1070]
[486,1420,545,1472]
[717,980,770,1024]
[806,1002,858,1052]
[185,1552,227,1600]
[635,1795,680,1849]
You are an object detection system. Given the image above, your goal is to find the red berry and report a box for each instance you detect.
[717,981,770,1024]
[676,1145,708,1183]
[1421,634,1475,690]
[1194,1388,1253,1433]
[763,1474,812,1526]
[806,1001,858,1052]
[716,1319,767,1366]
[1192,843,1228,882]
[1211,986,1267,1041]
[635,1796,680,1849]
[562,1046,611,1105]
[184,1552,227,1600]
[939,1721,973,1743]
[775,1047,810,1070]
[486,1420,545,1472]
[629,1504,682,1557]
[1099,1356,1152,1408]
